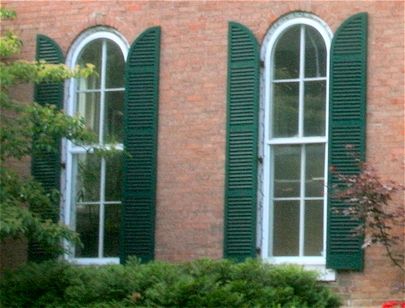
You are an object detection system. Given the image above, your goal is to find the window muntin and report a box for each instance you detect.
[65,31,128,263]
[271,25,327,139]
[262,17,331,263]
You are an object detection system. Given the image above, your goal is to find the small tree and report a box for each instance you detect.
[332,159,405,274]
[0,8,95,256]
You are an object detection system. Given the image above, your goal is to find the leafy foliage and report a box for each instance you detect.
[0,8,95,256]
[0,258,341,307]
[332,160,405,273]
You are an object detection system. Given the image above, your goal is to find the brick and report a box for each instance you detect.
[2,1,404,306]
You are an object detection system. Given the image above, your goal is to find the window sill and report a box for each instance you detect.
[66,257,120,266]
[262,258,336,281]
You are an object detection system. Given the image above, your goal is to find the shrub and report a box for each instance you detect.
[0,258,341,307]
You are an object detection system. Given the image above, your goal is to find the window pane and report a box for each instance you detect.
[273,145,301,198]
[305,26,326,78]
[104,204,120,257]
[304,81,326,136]
[76,92,101,138]
[304,200,324,256]
[74,154,101,202]
[273,201,299,256]
[274,25,300,79]
[272,82,299,137]
[75,204,99,257]
[105,154,123,202]
[106,40,125,89]
[104,91,124,143]
[305,144,325,197]
[77,39,102,90]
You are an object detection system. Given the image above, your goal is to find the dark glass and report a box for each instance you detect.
[304,81,326,136]
[305,144,325,197]
[304,200,324,256]
[75,154,101,202]
[272,82,299,137]
[104,91,124,143]
[105,40,125,88]
[75,92,101,138]
[274,25,300,79]
[77,39,102,90]
[273,201,300,256]
[304,26,327,78]
[273,145,301,198]
[105,154,123,202]
[104,204,120,257]
[75,204,99,257]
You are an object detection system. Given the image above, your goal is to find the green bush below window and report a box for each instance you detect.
[0,258,340,307]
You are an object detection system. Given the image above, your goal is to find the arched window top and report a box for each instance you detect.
[66,27,129,67]
[65,27,128,142]
[261,12,332,63]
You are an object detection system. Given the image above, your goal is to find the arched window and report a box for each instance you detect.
[64,29,128,263]
[261,14,332,264]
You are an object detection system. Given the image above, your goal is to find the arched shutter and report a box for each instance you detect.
[327,13,368,270]
[121,27,161,263]
[29,35,64,261]
[224,22,259,261]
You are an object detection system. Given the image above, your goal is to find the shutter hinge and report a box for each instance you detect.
[258,156,263,164]
[260,60,265,68]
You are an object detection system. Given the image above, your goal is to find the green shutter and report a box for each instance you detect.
[327,13,368,270]
[29,35,64,261]
[224,22,259,261]
[120,27,160,263]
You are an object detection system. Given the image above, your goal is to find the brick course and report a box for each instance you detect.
[2,1,404,306]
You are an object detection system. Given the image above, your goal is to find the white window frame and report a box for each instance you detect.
[260,13,335,280]
[62,28,129,265]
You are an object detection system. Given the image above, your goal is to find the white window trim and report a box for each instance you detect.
[259,13,335,281]
[61,28,129,265]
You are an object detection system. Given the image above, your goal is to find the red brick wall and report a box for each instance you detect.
[2,1,404,306]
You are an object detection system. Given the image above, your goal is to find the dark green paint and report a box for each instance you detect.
[120,27,161,264]
[224,22,260,261]
[29,35,64,262]
[327,13,368,271]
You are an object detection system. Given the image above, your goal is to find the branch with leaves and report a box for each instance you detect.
[332,161,405,273]
[0,7,97,257]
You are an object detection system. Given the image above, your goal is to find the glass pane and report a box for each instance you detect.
[105,154,123,202]
[75,204,99,257]
[274,25,300,79]
[273,145,301,198]
[305,26,327,78]
[104,91,124,143]
[77,39,102,90]
[74,154,101,202]
[105,40,125,89]
[272,82,299,137]
[305,144,325,197]
[273,201,300,256]
[304,81,326,136]
[104,204,120,257]
[304,200,324,256]
[75,92,101,138]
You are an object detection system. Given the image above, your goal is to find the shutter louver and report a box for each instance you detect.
[121,27,160,263]
[327,13,368,270]
[224,22,259,261]
[29,35,64,262]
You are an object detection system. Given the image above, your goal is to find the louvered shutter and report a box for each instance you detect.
[29,35,64,261]
[327,13,368,270]
[224,22,259,261]
[120,27,160,263]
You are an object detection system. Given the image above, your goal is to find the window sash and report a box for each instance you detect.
[63,32,128,263]
[262,21,331,263]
